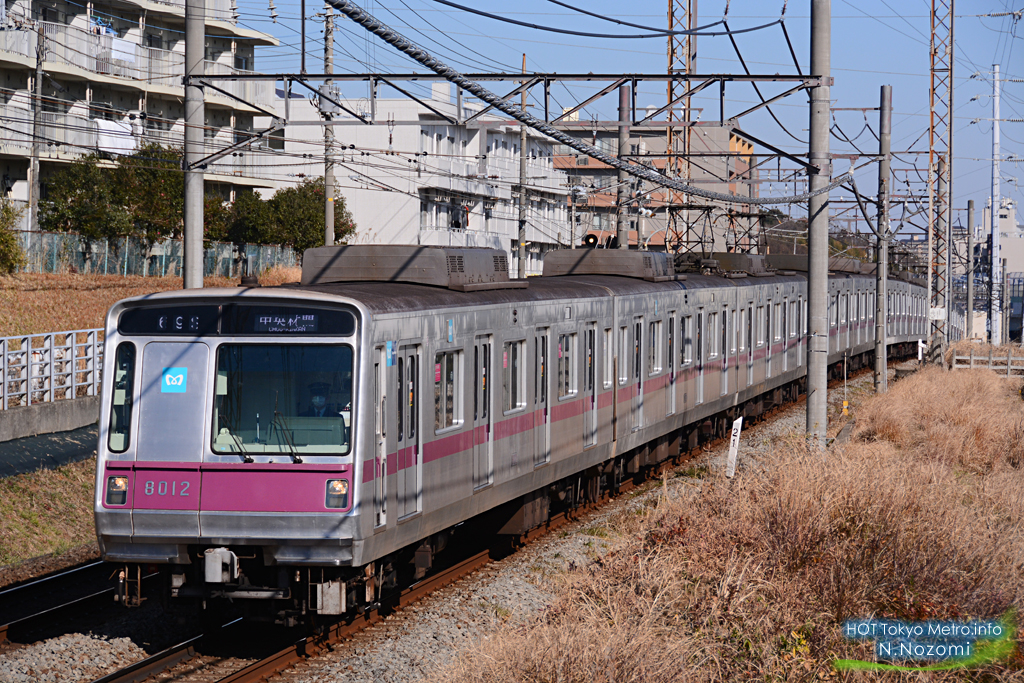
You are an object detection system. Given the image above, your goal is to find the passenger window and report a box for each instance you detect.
[774,303,782,341]
[407,356,417,439]
[397,357,404,442]
[558,333,577,398]
[502,340,525,412]
[681,315,693,365]
[756,306,765,346]
[107,342,136,453]
[434,350,462,432]
[708,312,719,359]
[648,320,662,375]
[618,326,629,384]
[603,328,613,388]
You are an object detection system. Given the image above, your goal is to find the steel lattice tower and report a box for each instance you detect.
[928,0,954,341]
[666,0,699,253]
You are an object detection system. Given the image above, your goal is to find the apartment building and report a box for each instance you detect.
[553,119,756,252]
[0,0,278,226]
[254,83,569,276]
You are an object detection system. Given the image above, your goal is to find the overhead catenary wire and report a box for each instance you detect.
[325,0,850,206]
[427,0,783,40]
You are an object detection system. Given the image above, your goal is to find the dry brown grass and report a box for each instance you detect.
[0,458,97,566]
[256,265,302,286]
[0,273,237,336]
[440,371,1024,682]
[856,365,1024,471]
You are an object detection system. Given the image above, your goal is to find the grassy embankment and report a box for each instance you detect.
[440,367,1024,682]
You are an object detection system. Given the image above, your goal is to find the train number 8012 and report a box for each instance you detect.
[143,480,191,496]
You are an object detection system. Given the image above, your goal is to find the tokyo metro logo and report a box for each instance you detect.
[161,367,188,393]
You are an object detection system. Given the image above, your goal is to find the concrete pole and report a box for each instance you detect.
[183,0,205,289]
[967,199,974,339]
[324,4,335,247]
[806,0,831,447]
[569,189,576,249]
[517,54,528,278]
[616,85,630,249]
[990,64,1001,343]
[28,24,44,231]
[874,84,891,393]
[1003,258,1009,344]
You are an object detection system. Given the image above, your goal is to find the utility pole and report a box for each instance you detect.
[28,24,44,231]
[937,155,947,345]
[967,199,974,339]
[615,85,629,250]
[874,84,891,394]
[183,0,204,289]
[569,185,576,249]
[806,0,831,447]
[990,63,1001,344]
[323,4,335,247]
[517,54,528,278]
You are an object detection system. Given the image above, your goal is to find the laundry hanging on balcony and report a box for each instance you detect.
[110,38,136,63]
[95,119,137,155]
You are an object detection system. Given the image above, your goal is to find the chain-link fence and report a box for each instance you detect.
[13,230,297,277]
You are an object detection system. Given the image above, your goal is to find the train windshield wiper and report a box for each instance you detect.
[272,392,303,464]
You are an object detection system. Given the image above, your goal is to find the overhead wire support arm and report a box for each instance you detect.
[322,0,849,205]
[289,78,372,124]
[187,125,282,170]
[375,75,456,123]
[191,77,280,119]
[730,128,816,172]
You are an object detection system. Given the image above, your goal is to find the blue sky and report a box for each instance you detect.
[233,1,1023,233]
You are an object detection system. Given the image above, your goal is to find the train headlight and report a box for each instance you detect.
[325,479,349,509]
[106,476,129,505]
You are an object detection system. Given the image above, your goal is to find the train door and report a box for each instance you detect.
[584,325,597,446]
[781,300,788,372]
[373,348,387,529]
[632,317,643,431]
[747,304,754,386]
[398,345,421,517]
[534,328,550,467]
[472,336,493,489]
[720,309,728,396]
[695,309,703,405]
[667,314,676,415]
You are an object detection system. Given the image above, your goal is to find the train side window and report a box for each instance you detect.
[730,310,737,354]
[774,303,782,341]
[434,350,462,432]
[107,342,136,453]
[603,328,613,389]
[397,357,404,441]
[558,333,577,399]
[738,309,745,351]
[502,340,526,413]
[618,326,629,384]
[407,355,417,439]
[708,312,719,359]
[682,315,693,366]
[667,316,674,368]
[648,320,663,375]
[756,306,765,347]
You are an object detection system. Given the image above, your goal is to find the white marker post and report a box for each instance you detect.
[726,416,743,478]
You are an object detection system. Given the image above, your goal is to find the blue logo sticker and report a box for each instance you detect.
[386,341,395,367]
[161,367,188,393]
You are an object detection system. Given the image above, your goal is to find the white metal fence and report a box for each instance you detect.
[2,329,103,410]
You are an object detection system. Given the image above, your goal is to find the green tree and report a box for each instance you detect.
[0,198,26,274]
[228,179,356,252]
[41,155,132,241]
[269,177,355,252]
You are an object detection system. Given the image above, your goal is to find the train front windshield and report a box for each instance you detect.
[212,345,354,456]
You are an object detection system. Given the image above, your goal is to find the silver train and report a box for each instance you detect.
[94,245,932,621]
